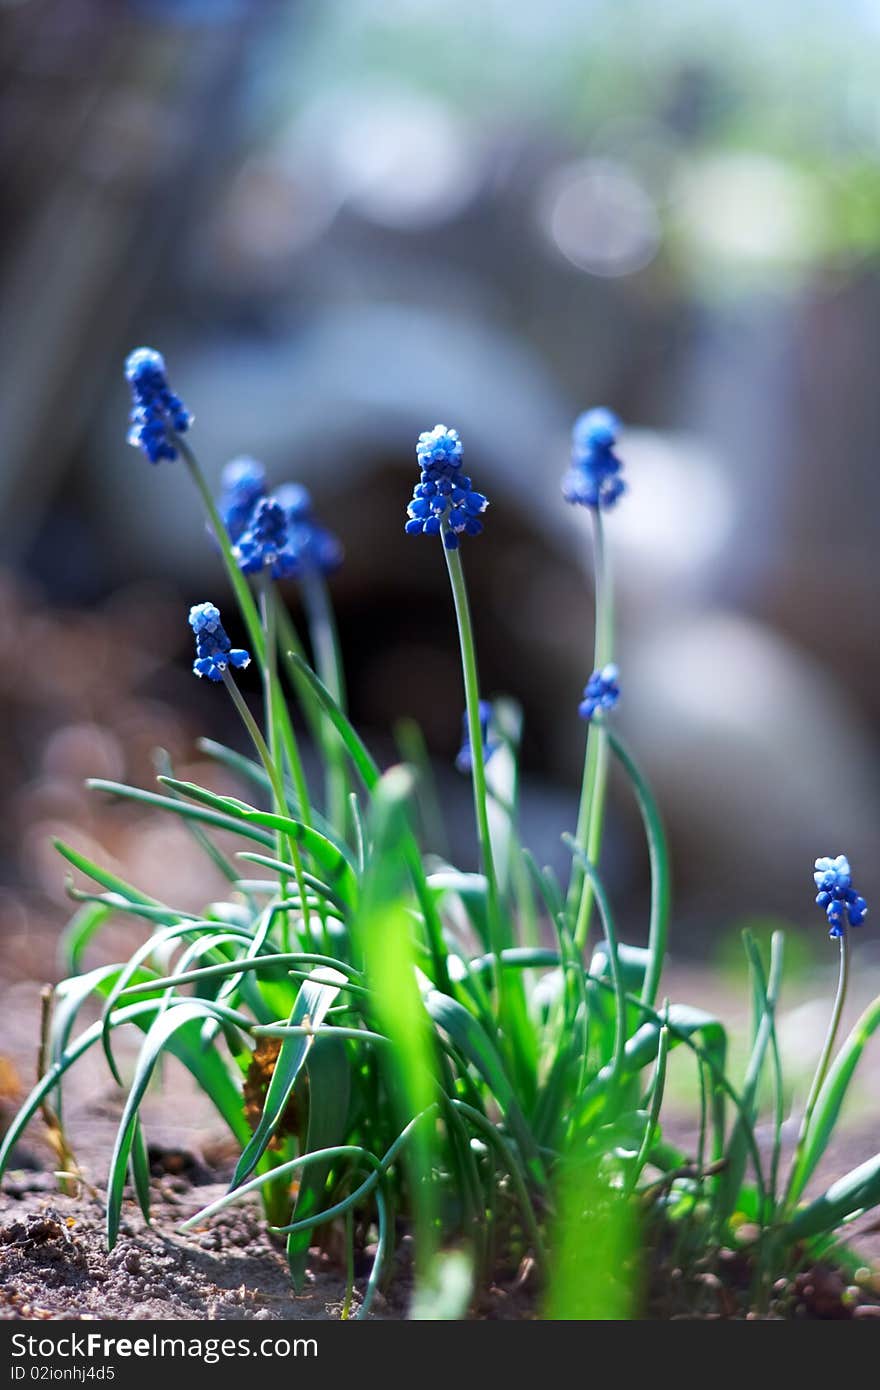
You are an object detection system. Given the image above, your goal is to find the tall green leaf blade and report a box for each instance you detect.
[789,992,880,1205]
[283,652,380,791]
[158,778,358,904]
[57,903,112,975]
[230,970,345,1190]
[286,1035,351,1289]
[788,1151,880,1242]
[86,780,275,848]
[424,989,541,1178]
[106,1000,239,1247]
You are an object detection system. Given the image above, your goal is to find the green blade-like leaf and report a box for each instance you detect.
[607,729,670,1010]
[717,931,783,1222]
[157,778,358,904]
[198,739,344,850]
[85,780,274,849]
[424,989,541,1178]
[789,991,880,1206]
[107,999,243,1247]
[230,969,345,1190]
[283,651,380,791]
[788,1151,880,1243]
[0,1001,159,1184]
[286,1035,351,1289]
[57,902,112,975]
[129,1116,152,1225]
[53,840,172,918]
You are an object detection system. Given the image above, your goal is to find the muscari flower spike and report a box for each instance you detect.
[219,457,268,543]
[189,602,250,682]
[455,700,498,774]
[233,497,289,575]
[125,347,192,464]
[813,854,868,938]
[562,407,625,511]
[579,663,620,722]
[405,424,489,550]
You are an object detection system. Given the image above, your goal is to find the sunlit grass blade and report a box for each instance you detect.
[544,1144,638,1320]
[354,765,443,1282]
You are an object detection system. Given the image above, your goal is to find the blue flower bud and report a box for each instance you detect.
[233,498,289,574]
[125,347,192,464]
[219,457,268,542]
[188,602,250,682]
[814,854,868,937]
[407,425,488,544]
[563,407,625,512]
[578,663,620,722]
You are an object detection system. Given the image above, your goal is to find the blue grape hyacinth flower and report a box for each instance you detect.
[579,663,620,722]
[189,602,250,682]
[125,347,192,463]
[455,701,498,774]
[273,483,344,577]
[218,457,268,543]
[562,407,625,511]
[233,497,289,575]
[814,854,868,938]
[406,424,489,550]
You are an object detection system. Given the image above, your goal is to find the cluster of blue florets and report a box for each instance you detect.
[188,602,250,682]
[125,348,192,463]
[234,497,289,576]
[216,459,343,579]
[578,663,621,722]
[813,855,868,938]
[405,425,489,550]
[218,457,268,543]
[562,408,625,511]
[455,701,498,774]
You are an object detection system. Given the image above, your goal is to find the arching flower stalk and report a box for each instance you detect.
[563,409,625,950]
[783,855,869,1215]
[188,601,308,952]
[404,426,530,1075]
[223,463,348,832]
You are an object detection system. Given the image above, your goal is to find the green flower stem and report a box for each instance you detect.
[441,540,507,976]
[782,930,850,1216]
[567,510,615,949]
[442,538,534,1093]
[274,600,332,754]
[301,568,350,833]
[221,668,306,954]
[259,577,311,950]
[177,434,312,829]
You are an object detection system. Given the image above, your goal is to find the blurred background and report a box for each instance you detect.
[1,0,879,987]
